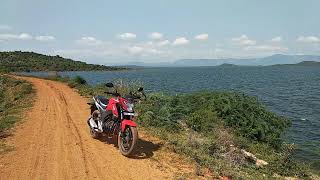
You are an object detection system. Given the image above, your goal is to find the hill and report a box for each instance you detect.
[272,60,320,67]
[174,54,320,67]
[115,54,320,67]
[0,51,125,72]
[217,63,239,67]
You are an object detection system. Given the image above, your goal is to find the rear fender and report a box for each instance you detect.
[121,119,137,132]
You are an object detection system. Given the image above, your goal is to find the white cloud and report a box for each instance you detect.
[127,45,164,56]
[19,33,33,40]
[270,36,282,42]
[145,41,154,46]
[296,36,320,43]
[76,36,103,46]
[35,35,56,42]
[55,43,166,63]
[127,46,143,54]
[54,49,115,62]
[149,32,163,40]
[172,37,189,46]
[194,33,208,40]
[214,48,224,53]
[231,34,256,46]
[118,33,137,40]
[135,40,170,48]
[0,33,33,41]
[144,48,163,55]
[157,40,170,46]
[244,45,288,52]
[0,25,12,31]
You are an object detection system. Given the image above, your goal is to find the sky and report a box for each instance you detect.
[1,0,320,65]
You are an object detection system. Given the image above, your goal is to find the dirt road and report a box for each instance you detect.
[0,77,179,180]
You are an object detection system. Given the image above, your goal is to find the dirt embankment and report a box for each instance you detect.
[0,77,198,180]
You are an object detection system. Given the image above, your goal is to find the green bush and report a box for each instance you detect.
[73,75,87,85]
[187,109,220,132]
[67,76,87,89]
[136,91,289,147]
[0,116,17,131]
[266,144,311,177]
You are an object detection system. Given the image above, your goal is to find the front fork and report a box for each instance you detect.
[121,120,137,132]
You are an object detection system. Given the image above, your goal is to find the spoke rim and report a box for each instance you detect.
[121,128,133,151]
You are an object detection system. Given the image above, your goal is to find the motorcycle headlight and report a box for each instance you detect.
[124,101,134,112]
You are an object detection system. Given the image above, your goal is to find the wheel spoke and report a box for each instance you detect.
[121,127,133,151]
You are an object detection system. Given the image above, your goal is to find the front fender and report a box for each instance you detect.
[121,119,137,132]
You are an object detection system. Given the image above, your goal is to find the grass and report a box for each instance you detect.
[0,141,14,154]
[0,74,34,153]
[25,74,316,179]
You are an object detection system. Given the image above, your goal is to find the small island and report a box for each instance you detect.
[217,63,239,67]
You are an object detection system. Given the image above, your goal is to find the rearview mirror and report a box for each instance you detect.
[105,83,114,88]
[138,87,144,92]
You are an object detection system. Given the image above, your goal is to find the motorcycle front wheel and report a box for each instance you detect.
[118,126,138,156]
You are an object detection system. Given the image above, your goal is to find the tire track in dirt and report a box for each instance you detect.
[53,86,90,176]
[49,82,94,178]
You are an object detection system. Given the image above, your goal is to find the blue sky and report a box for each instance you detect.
[1,0,320,64]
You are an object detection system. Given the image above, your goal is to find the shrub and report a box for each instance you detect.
[73,75,87,85]
[187,109,221,132]
[266,143,311,177]
[67,76,87,88]
[137,91,290,147]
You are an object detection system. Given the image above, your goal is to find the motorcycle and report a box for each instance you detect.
[87,82,145,156]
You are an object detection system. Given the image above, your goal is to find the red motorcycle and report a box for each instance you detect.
[87,82,145,156]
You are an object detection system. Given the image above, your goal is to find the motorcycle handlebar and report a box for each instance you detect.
[142,92,147,99]
[104,91,147,100]
[104,92,120,96]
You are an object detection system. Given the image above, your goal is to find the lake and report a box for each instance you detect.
[22,66,320,168]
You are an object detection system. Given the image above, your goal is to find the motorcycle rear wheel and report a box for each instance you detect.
[118,126,138,156]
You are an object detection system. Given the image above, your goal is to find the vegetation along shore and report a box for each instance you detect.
[0,74,34,153]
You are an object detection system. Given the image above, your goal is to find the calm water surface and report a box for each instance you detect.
[23,66,320,167]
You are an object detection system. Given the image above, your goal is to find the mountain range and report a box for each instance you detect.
[114,54,320,67]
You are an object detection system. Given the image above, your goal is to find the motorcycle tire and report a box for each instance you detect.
[118,126,138,156]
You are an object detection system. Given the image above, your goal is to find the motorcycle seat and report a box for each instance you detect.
[95,96,109,107]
